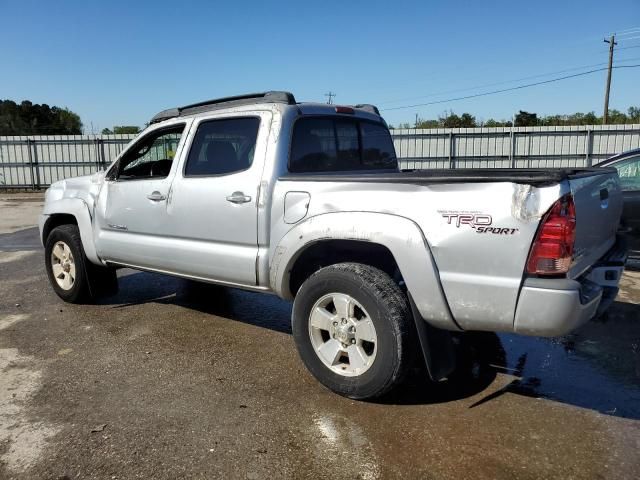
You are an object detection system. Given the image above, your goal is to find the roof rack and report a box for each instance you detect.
[150,91,296,124]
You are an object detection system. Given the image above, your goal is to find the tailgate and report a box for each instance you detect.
[569,168,623,278]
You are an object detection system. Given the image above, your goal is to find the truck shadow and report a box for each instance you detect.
[101,271,640,420]
[383,306,640,420]
[100,270,293,334]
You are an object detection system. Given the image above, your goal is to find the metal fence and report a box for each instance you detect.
[0,135,133,189]
[392,124,640,170]
[1,124,640,189]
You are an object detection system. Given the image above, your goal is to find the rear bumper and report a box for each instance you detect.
[514,237,627,337]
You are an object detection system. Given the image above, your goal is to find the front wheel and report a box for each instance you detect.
[45,224,117,303]
[292,263,416,399]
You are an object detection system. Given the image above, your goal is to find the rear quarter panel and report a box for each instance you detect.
[270,178,564,332]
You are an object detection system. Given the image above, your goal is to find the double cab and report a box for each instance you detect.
[40,92,627,399]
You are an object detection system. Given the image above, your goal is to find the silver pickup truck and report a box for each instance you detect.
[39,91,627,399]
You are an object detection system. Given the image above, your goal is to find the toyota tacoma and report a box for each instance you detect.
[39,91,627,399]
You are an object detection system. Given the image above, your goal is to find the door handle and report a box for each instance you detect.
[226,191,252,204]
[147,191,166,202]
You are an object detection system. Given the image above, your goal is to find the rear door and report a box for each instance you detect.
[161,111,271,285]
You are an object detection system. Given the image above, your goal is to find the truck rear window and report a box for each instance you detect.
[289,117,397,173]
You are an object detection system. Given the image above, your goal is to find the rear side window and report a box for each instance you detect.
[184,117,260,176]
[289,117,397,173]
[361,121,397,168]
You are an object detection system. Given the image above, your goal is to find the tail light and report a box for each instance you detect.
[526,195,576,276]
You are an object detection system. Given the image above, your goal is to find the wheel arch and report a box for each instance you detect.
[270,212,458,331]
[42,198,100,264]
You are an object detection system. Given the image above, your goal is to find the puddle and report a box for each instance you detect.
[312,413,380,480]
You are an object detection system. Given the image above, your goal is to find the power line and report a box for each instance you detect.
[378,57,640,107]
[378,63,604,106]
[382,64,640,111]
[607,26,640,36]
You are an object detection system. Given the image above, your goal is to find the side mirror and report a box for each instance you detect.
[105,160,119,181]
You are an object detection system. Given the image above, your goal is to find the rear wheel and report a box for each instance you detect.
[292,263,416,399]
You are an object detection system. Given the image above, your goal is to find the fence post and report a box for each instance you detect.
[26,138,41,190]
[509,128,516,168]
[448,132,455,169]
[93,137,102,171]
[585,128,593,166]
[99,137,107,169]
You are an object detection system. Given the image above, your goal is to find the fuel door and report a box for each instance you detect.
[284,191,310,224]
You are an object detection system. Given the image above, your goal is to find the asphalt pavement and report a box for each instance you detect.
[0,194,639,479]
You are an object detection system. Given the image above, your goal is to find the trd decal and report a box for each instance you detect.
[440,212,519,235]
[441,213,491,228]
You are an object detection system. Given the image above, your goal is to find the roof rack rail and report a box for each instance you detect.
[150,91,296,124]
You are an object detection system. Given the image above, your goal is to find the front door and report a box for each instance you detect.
[94,122,189,269]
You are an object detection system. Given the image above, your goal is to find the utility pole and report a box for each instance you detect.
[324,91,336,105]
[603,35,617,124]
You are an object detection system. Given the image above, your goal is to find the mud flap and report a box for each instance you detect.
[408,293,456,381]
[86,263,119,298]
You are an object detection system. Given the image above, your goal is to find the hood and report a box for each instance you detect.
[46,171,105,205]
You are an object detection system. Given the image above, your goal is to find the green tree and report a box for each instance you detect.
[628,106,640,123]
[416,119,439,128]
[515,111,538,127]
[482,119,511,127]
[438,111,477,128]
[112,125,140,134]
[607,109,627,124]
[0,99,82,135]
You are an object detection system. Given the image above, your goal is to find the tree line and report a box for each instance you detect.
[391,106,640,129]
[0,100,83,135]
[0,99,142,136]
[4,98,639,135]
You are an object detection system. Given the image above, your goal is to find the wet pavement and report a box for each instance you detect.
[1,198,640,479]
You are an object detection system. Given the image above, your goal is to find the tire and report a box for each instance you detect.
[45,224,117,304]
[292,263,416,400]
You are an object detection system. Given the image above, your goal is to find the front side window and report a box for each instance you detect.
[289,117,397,173]
[613,156,640,191]
[117,125,185,180]
[184,117,260,176]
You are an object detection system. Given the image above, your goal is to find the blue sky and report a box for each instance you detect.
[1,0,639,131]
